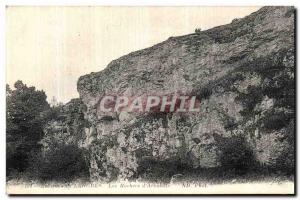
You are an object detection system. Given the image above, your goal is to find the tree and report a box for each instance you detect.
[6,81,49,177]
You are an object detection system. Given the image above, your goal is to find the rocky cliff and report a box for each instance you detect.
[77,6,295,182]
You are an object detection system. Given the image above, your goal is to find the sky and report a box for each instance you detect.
[6,6,261,103]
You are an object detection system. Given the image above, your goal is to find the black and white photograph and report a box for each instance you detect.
[4,5,296,195]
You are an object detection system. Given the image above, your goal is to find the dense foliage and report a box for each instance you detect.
[7,81,89,182]
[6,81,49,177]
[29,143,89,182]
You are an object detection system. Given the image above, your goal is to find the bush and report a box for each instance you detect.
[214,134,256,174]
[192,83,213,100]
[195,28,202,34]
[29,143,90,182]
[254,121,294,174]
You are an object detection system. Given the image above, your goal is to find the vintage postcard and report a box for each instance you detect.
[6,6,295,195]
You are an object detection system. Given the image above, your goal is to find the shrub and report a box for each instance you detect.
[195,28,201,34]
[254,121,294,174]
[213,134,256,174]
[253,132,290,169]
[29,143,90,182]
[192,83,213,100]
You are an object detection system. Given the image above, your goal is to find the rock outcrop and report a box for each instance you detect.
[41,99,88,150]
[77,7,295,181]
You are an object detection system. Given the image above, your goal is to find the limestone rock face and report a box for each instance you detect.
[77,7,295,181]
[41,99,88,151]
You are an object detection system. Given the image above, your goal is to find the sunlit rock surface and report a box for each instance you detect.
[76,7,295,181]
